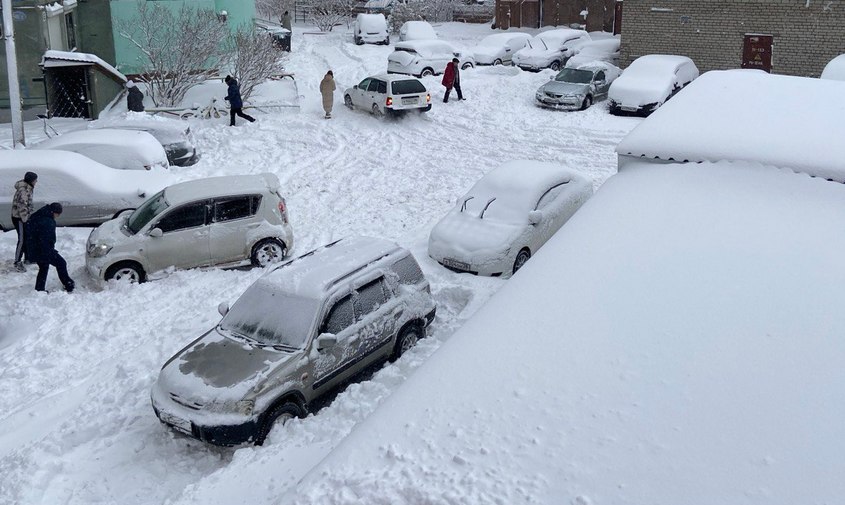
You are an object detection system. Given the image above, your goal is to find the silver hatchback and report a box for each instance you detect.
[86,174,293,283]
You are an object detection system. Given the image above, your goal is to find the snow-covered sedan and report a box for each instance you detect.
[512,29,591,72]
[344,74,431,117]
[608,55,699,116]
[0,150,174,230]
[88,115,200,166]
[565,37,620,69]
[472,32,531,66]
[399,20,437,41]
[387,40,474,77]
[428,160,593,277]
[821,54,845,81]
[29,129,169,171]
[353,13,389,45]
[535,61,622,111]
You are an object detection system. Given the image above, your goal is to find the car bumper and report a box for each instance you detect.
[609,101,658,117]
[516,63,548,72]
[85,254,108,281]
[151,389,258,446]
[535,96,583,110]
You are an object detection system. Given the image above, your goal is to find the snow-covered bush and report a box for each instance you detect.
[255,0,296,24]
[389,0,456,33]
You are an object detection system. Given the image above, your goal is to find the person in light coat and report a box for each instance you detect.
[320,71,336,118]
[11,171,37,271]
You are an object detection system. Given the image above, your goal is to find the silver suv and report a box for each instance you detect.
[151,236,436,446]
[86,174,293,283]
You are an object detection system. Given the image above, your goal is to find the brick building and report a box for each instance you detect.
[495,0,617,32]
[619,0,845,77]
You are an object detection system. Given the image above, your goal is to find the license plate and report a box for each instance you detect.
[160,411,192,434]
[402,97,418,105]
[621,105,638,112]
[442,258,470,270]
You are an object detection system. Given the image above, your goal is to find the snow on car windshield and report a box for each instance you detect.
[461,191,529,224]
[392,80,426,95]
[555,68,593,84]
[219,285,319,349]
[127,190,168,234]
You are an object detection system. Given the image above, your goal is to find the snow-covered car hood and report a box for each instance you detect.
[88,214,130,247]
[388,51,416,66]
[609,75,673,107]
[158,329,298,406]
[538,80,590,96]
[473,47,501,63]
[514,47,558,64]
[429,211,524,260]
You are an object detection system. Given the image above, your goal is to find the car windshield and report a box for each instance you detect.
[461,191,529,225]
[127,190,168,234]
[555,68,593,83]
[218,285,320,349]
[526,37,549,50]
[392,79,426,94]
[395,48,417,54]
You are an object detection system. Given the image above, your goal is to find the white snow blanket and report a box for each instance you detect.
[617,70,845,181]
[820,53,845,81]
[283,159,845,504]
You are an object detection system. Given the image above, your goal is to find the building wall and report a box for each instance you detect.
[495,0,615,31]
[619,0,845,77]
[77,0,117,64]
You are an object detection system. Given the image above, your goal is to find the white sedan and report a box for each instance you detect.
[428,160,593,277]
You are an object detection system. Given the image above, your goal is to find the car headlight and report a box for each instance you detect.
[87,243,112,257]
[236,399,254,416]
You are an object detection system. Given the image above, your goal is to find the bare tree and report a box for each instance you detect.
[119,1,229,107]
[226,27,287,102]
[255,0,296,24]
[389,0,457,31]
[309,0,352,31]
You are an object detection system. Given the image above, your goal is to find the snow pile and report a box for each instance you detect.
[820,54,845,81]
[284,159,845,504]
[617,70,845,181]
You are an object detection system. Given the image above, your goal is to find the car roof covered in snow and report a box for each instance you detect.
[393,40,456,55]
[616,70,845,181]
[367,73,422,83]
[282,159,845,504]
[624,54,695,75]
[258,236,404,300]
[473,160,579,195]
[478,32,530,45]
[821,53,845,81]
[30,129,161,152]
[536,27,588,41]
[576,37,620,54]
[163,174,280,204]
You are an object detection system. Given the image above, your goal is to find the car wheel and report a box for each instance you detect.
[581,95,592,111]
[391,323,423,361]
[251,238,287,267]
[493,58,502,66]
[105,261,146,284]
[549,61,561,71]
[420,67,434,77]
[461,62,473,70]
[355,37,363,45]
[512,248,531,274]
[255,401,305,445]
[372,103,384,118]
[344,94,354,109]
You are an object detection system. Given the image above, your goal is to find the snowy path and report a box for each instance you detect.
[0,23,638,505]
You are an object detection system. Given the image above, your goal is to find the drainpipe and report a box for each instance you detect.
[1,0,25,147]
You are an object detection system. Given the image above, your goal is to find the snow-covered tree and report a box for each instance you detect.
[309,0,354,32]
[255,0,296,24]
[226,26,287,102]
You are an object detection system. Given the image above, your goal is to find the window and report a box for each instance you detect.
[536,183,569,210]
[595,71,606,82]
[65,12,76,50]
[391,255,424,285]
[392,80,426,95]
[367,80,381,93]
[358,78,371,90]
[156,201,207,233]
[353,278,387,320]
[376,80,387,94]
[214,195,257,223]
[323,295,353,334]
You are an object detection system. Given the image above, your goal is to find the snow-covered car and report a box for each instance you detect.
[86,174,293,283]
[472,32,531,66]
[344,74,431,117]
[565,37,620,68]
[29,129,169,171]
[353,13,389,45]
[387,40,475,77]
[88,115,200,166]
[151,236,436,446]
[428,160,593,277]
[535,61,622,111]
[0,150,173,231]
[511,29,591,72]
[399,20,437,41]
[821,54,845,81]
[608,54,699,116]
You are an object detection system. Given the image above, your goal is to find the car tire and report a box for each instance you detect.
[493,58,502,66]
[355,37,363,45]
[372,103,384,118]
[255,401,305,445]
[420,67,434,77]
[105,261,146,284]
[581,95,592,111]
[512,248,531,274]
[461,62,473,70]
[391,323,424,362]
[251,238,287,267]
[344,94,354,109]
[549,60,561,71]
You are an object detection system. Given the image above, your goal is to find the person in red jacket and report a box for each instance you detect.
[441,58,464,103]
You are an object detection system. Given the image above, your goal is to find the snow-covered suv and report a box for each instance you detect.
[151,236,436,446]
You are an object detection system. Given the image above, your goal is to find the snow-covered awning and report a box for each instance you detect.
[616,70,845,182]
[41,50,126,84]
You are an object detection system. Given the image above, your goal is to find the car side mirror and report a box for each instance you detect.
[149,228,163,238]
[353,85,358,89]
[137,189,146,198]
[528,210,543,225]
[317,333,337,351]
[218,302,229,317]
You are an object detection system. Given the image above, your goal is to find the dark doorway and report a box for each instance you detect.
[44,66,92,118]
[613,0,622,35]
[742,34,773,73]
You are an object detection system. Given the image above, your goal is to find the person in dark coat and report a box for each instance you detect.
[29,203,74,293]
[126,81,145,112]
[224,75,256,126]
[11,171,37,271]
[441,58,464,103]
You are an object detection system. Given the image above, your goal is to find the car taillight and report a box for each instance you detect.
[386,96,393,107]
[144,165,151,171]
[278,199,288,224]
[426,94,431,103]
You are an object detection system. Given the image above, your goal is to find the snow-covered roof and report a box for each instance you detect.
[821,54,845,81]
[616,70,845,181]
[259,236,402,300]
[164,174,279,205]
[283,159,845,504]
[41,50,126,84]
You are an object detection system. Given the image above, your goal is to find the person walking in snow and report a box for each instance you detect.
[28,202,75,293]
[442,58,464,103]
[282,10,292,31]
[320,70,336,119]
[126,81,145,112]
[10,171,37,272]
[224,75,255,126]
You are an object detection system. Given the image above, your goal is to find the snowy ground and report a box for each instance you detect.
[0,23,639,505]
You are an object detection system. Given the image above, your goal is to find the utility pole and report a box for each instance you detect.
[2,0,25,148]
